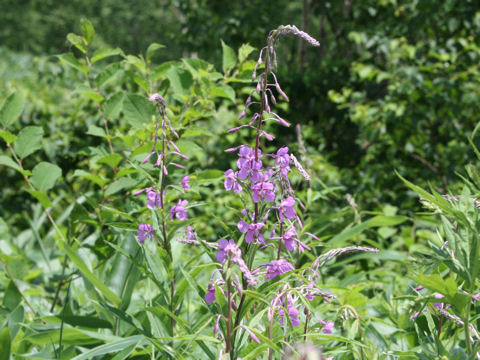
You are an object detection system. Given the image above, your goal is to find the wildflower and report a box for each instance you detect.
[473,293,480,301]
[237,146,262,182]
[169,199,188,221]
[265,259,294,281]
[216,239,241,263]
[279,305,300,327]
[275,146,290,178]
[278,196,295,221]
[224,169,242,193]
[148,93,163,102]
[205,285,216,303]
[283,227,297,251]
[305,281,315,301]
[137,224,154,243]
[181,175,190,191]
[320,320,334,334]
[433,293,445,310]
[238,220,265,244]
[251,173,276,203]
[146,189,161,209]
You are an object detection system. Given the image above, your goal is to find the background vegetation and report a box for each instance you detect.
[2,0,480,359]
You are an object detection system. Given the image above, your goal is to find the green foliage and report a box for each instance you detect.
[1,3,480,360]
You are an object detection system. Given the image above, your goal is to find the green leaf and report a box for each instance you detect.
[26,189,52,208]
[0,129,17,143]
[329,215,408,247]
[105,177,137,196]
[210,84,235,102]
[67,33,86,53]
[103,92,125,120]
[0,327,11,360]
[125,55,146,73]
[61,315,112,329]
[97,153,123,169]
[3,281,21,311]
[72,169,107,187]
[238,43,255,62]
[122,93,155,129]
[221,40,237,73]
[57,53,89,74]
[0,92,24,128]
[181,125,213,137]
[59,241,121,306]
[13,126,44,159]
[72,335,145,360]
[91,48,123,63]
[26,328,101,346]
[75,85,104,103]
[80,18,95,44]
[146,43,165,62]
[107,234,141,310]
[30,162,62,191]
[95,62,122,88]
[0,155,24,174]
[86,125,106,137]
[166,66,193,95]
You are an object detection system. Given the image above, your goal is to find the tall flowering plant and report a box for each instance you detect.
[202,25,379,359]
[133,93,191,342]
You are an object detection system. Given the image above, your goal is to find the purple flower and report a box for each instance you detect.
[224,169,242,193]
[320,320,334,334]
[205,285,216,303]
[278,196,295,221]
[265,259,294,281]
[149,93,162,102]
[473,293,480,301]
[169,199,188,221]
[275,146,290,178]
[283,227,297,251]
[237,146,262,182]
[251,173,276,203]
[147,189,161,209]
[137,224,154,243]
[181,176,190,191]
[279,305,300,327]
[305,281,315,301]
[433,293,445,310]
[216,239,241,263]
[238,220,265,244]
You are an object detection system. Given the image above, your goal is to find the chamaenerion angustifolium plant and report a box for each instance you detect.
[184,25,380,360]
[399,140,480,359]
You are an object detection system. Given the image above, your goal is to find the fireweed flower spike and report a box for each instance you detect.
[203,26,333,358]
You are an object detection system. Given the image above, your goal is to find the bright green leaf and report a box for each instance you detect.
[91,48,123,63]
[80,18,95,44]
[57,53,89,74]
[95,62,122,87]
[221,40,237,73]
[0,92,24,128]
[0,129,17,143]
[122,93,155,128]
[13,126,44,159]
[30,162,62,191]
[146,43,165,62]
